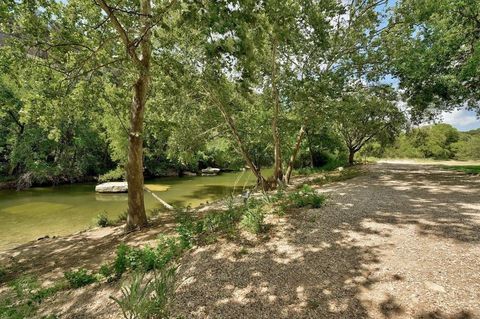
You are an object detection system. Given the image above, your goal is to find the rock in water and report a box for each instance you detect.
[95,182,128,193]
[201,167,221,176]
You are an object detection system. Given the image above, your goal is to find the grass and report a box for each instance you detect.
[445,165,480,174]
[0,275,66,319]
[64,268,97,288]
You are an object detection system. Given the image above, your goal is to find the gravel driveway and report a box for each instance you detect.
[173,163,480,319]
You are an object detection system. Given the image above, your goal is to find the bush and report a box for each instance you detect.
[112,238,182,278]
[288,185,326,209]
[114,244,129,278]
[240,206,265,234]
[99,264,113,278]
[95,212,110,227]
[111,267,176,319]
[98,167,125,183]
[64,269,96,288]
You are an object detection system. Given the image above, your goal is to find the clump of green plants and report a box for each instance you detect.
[148,208,162,219]
[95,212,110,227]
[115,211,128,224]
[99,264,113,278]
[0,275,66,319]
[111,267,176,319]
[112,237,182,279]
[288,185,326,209]
[240,206,265,234]
[64,268,97,288]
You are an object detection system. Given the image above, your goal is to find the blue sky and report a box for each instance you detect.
[439,109,480,131]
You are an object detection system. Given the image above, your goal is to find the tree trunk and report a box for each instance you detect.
[212,94,267,188]
[348,149,355,166]
[284,126,305,184]
[126,74,148,230]
[271,39,283,182]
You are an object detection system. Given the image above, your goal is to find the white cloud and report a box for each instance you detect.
[440,109,480,131]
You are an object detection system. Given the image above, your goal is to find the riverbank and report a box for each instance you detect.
[0,167,359,318]
[4,163,478,318]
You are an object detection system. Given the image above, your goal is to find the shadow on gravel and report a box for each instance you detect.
[173,163,480,318]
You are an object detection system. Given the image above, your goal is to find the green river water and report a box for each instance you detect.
[0,170,263,251]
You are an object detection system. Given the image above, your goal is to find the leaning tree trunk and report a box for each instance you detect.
[126,73,149,230]
[284,126,305,184]
[210,91,267,189]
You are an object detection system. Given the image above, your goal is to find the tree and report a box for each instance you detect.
[329,86,405,165]
[386,0,480,121]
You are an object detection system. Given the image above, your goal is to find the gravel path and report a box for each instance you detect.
[173,163,480,319]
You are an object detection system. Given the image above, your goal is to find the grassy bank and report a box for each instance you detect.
[0,166,363,319]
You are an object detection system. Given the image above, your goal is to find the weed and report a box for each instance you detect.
[64,268,96,288]
[240,206,265,234]
[111,267,176,319]
[288,185,326,209]
[115,211,128,224]
[114,244,129,278]
[95,212,110,227]
[148,208,162,219]
[99,264,113,278]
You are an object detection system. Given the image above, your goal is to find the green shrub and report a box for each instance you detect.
[114,244,129,278]
[288,185,326,209]
[99,264,113,278]
[111,267,176,319]
[95,212,110,227]
[240,206,265,234]
[98,167,125,183]
[64,269,96,288]
[127,246,158,271]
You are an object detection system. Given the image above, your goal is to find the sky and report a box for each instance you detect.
[439,109,480,132]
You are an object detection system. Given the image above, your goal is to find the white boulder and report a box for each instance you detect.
[201,167,221,176]
[95,182,128,193]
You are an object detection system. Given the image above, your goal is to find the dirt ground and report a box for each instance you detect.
[172,163,480,319]
[1,162,479,318]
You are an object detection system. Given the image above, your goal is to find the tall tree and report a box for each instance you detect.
[386,0,479,120]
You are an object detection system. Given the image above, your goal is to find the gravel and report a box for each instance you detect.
[172,163,480,319]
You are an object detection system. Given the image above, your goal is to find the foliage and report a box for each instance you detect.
[287,185,326,209]
[64,268,97,288]
[111,267,176,319]
[240,206,265,234]
[99,264,113,278]
[98,167,125,183]
[114,244,129,279]
[115,211,128,224]
[385,0,480,120]
[95,212,111,228]
[0,275,65,319]
[383,124,480,160]
[328,86,406,164]
[112,238,181,278]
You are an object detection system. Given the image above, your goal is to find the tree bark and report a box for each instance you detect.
[348,148,355,166]
[284,126,305,184]
[271,39,283,182]
[98,0,152,230]
[126,74,149,230]
[213,97,267,189]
